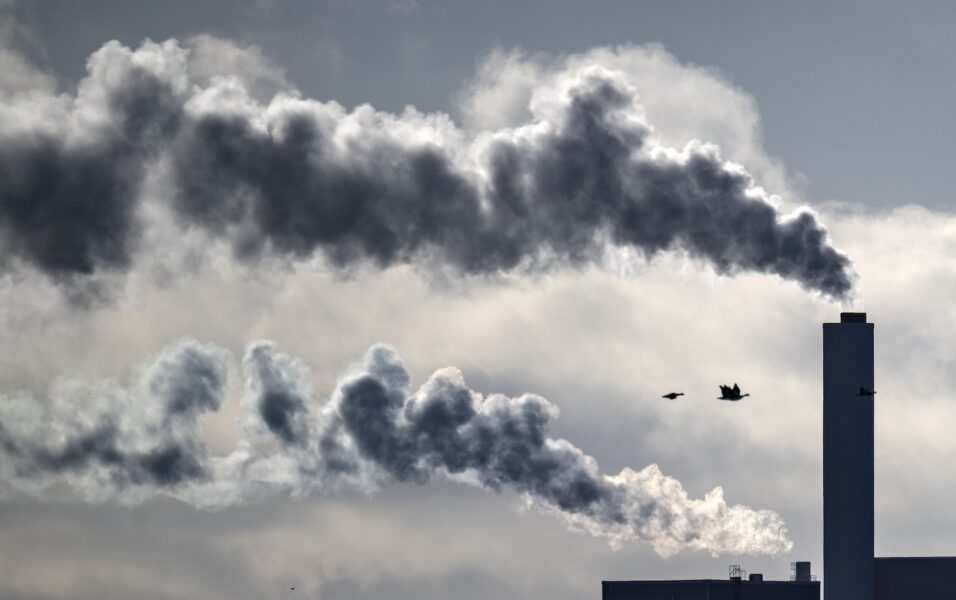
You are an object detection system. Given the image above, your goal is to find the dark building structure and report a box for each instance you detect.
[825,313,956,600]
[874,557,956,600]
[603,564,819,599]
[601,578,819,600]
[823,313,874,600]
[603,313,956,600]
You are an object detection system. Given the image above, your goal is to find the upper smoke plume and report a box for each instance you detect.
[0,340,793,557]
[0,39,854,299]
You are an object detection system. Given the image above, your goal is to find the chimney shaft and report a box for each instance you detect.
[823,313,874,600]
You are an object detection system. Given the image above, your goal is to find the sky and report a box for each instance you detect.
[1,2,956,599]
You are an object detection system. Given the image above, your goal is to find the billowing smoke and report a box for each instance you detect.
[0,39,854,299]
[0,41,184,279]
[0,340,228,503]
[0,340,792,557]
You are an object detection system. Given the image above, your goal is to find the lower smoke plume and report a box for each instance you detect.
[0,340,792,557]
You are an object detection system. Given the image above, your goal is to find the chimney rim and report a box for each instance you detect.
[839,312,867,323]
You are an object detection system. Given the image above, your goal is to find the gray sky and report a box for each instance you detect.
[1,2,956,599]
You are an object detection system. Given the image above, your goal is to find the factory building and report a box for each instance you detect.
[874,557,956,599]
[601,578,819,600]
[603,313,956,600]
[603,563,819,600]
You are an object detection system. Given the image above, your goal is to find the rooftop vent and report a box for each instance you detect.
[790,561,815,582]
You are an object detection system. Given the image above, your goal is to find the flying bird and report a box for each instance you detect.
[857,387,876,397]
[662,392,684,400]
[718,384,750,401]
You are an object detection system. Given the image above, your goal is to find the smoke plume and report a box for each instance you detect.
[0,38,854,299]
[0,340,792,557]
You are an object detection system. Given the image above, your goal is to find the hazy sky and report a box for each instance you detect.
[1,2,956,599]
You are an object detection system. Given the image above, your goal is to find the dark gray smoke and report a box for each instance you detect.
[242,342,311,447]
[0,339,227,501]
[0,41,184,280]
[319,346,609,514]
[0,339,793,557]
[0,39,854,299]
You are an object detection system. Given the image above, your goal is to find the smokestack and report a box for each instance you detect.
[823,312,874,600]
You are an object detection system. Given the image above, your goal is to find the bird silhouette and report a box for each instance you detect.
[718,383,750,401]
[662,392,684,400]
[857,387,876,397]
